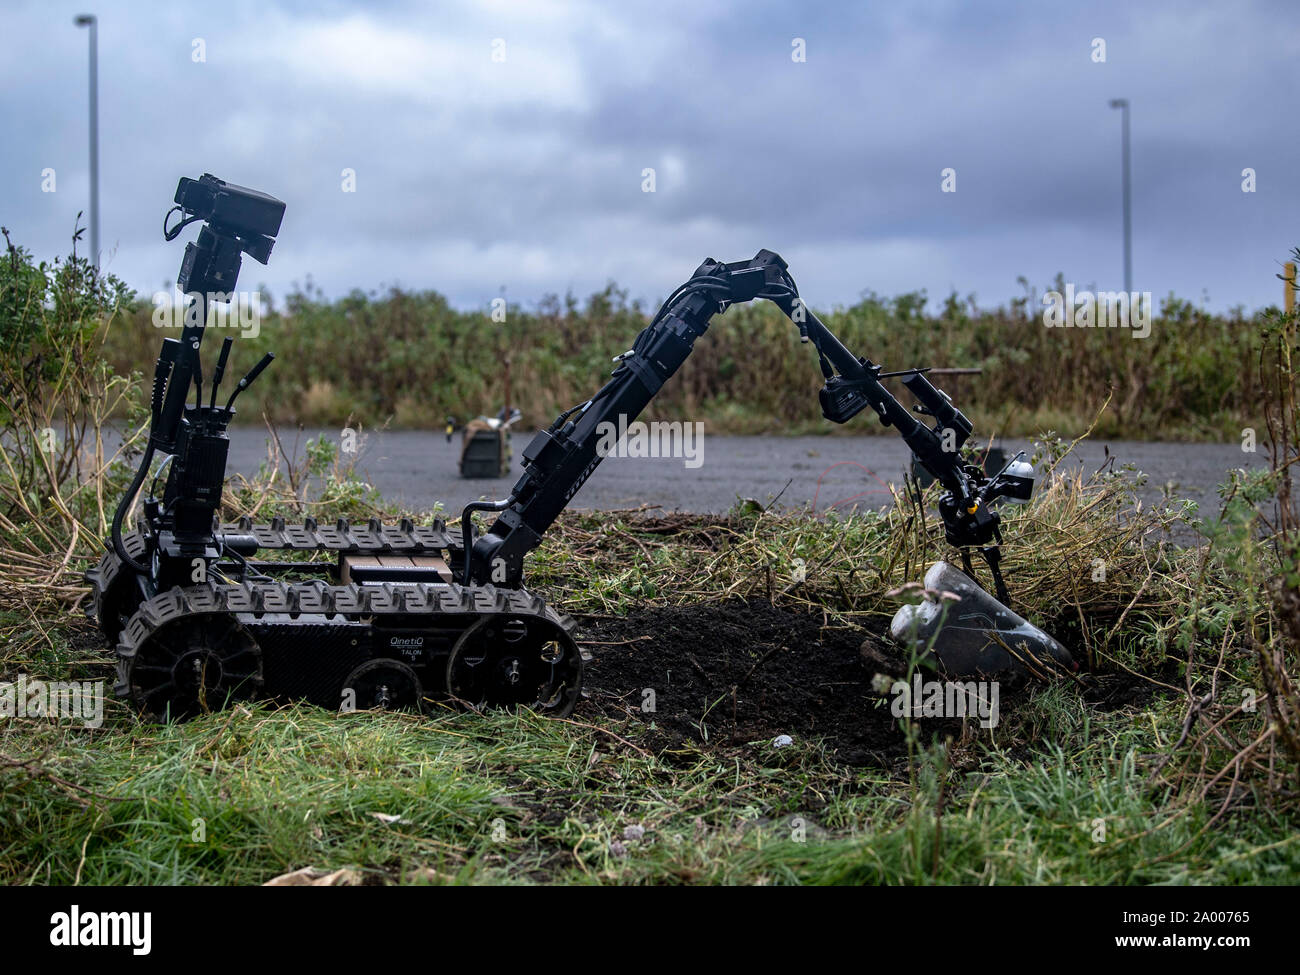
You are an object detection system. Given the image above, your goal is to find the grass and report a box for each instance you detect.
[2,454,1297,885]
[3,673,1298,885]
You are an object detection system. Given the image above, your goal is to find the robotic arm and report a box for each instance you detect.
[760,255,1035,602]
[460,250,1035,601]
[459,251,789,585]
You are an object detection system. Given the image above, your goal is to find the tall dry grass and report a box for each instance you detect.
[0,227,141,615]
[102,275,1263,439]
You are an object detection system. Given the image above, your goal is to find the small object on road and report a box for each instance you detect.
[457,355,521,477]
[772,734,794,748]
[457,407,521,478]
[889,561,1074,677]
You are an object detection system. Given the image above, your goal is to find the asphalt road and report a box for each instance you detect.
[221,427,1267,517]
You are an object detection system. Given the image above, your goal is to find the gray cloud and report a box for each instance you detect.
[1,0,1295,313]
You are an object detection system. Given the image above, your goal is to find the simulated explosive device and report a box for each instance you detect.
[890,562,1074,677]
[448,407,522,479]
[446,359,521,478]
[87,173,1057,721]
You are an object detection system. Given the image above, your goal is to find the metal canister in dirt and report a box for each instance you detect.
[890,561,1074,677]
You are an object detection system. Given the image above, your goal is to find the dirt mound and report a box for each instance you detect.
[577,599,938,765]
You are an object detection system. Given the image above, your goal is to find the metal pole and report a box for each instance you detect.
[1110,99,1131,293]
[75,15,99,268]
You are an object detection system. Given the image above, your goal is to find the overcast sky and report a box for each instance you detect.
[2,0,1296,313]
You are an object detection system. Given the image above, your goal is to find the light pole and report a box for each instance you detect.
[1109,98,1131,294]
[75,14,99,268]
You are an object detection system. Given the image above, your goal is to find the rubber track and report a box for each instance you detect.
[113,578,576,702]
[83,529,147,623]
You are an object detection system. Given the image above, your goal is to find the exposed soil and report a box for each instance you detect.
[578,598,956,766]
[577,599,1167,767]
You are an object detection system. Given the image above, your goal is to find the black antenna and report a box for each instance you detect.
[209,336,234,410]
[225,352,275,410]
